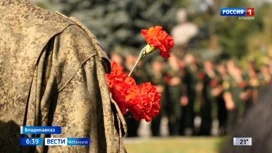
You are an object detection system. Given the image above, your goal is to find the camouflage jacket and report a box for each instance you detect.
[0,0,126,153]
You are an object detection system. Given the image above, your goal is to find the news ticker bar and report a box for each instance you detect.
[20,126,61,134]
[20,138,90,146]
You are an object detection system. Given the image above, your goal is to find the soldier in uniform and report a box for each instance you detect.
[199,59,221,136]
[181,54,200,135]
[223,62,247,134]
[243,65,259,117]
[148,58,167,136]
[215,62,228,135]
[164,53,184,136]
[0,0,127,152]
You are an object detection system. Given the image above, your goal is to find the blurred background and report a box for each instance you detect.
[31,0,272,152]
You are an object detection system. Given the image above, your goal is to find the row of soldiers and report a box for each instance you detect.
[109,51,272,137]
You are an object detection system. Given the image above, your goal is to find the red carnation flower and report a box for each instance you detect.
[106,62,137,114]
[141,26,174,58]
[106,62,161,121]
[128,82,161,122]
[105,62,127,88]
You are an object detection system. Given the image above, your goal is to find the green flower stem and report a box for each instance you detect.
[128,46,147,77]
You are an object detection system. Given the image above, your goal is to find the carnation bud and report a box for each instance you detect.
[145,44,155,55]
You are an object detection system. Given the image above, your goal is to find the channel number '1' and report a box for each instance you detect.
[246,8,254,16]
[248,9,252,15]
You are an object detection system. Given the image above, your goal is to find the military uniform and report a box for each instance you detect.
[182,63,200,135]
[223,75,246,134]
[0,1,127,152]
[199,67,218,136]
[242,71,258,117]
[215,71,228,135]
[148,67,167,136]
[164,65,183,136]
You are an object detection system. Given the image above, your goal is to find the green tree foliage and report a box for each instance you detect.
[240,3,272,68]
[46,0,177,52]
[175,0,269,60]
[36,0,272,61]
[214,1,260,59]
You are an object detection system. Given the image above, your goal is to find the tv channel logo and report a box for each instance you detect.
[220,8,254,16]
[45,138,67,146]
[45,138,90,146]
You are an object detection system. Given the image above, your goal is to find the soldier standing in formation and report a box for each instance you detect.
[149,58,167,136]
[109,49,272,138]
[181,54,200,135]
[243,63,259,117]
[215,62,228,135]
[223,60,247,133]
[164,53,184,136]
[199,59,221,135]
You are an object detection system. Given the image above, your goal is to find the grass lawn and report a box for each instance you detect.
[124,137,226,153]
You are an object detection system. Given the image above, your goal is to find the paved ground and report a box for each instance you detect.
[127,116,220,139]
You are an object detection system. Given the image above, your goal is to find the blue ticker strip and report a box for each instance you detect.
[20,126,61,134]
